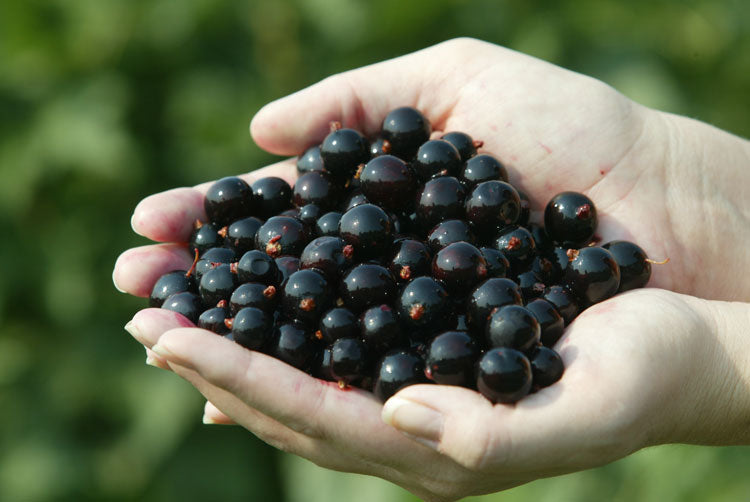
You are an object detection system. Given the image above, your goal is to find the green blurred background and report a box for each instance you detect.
[1,0,748,500]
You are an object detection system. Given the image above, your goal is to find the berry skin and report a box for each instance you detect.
[281,269,332,325]
[255,216,308,258]
[480,247,509,278]
[237,249,281,285]
[441,131,481,162]
[515,270,546,302]
[149,270,195,308]
[424,331,479,388]
[338,204,393,260]
[397,276,449,332]
[412,139,462,180]
[317,307,359,343]
[426,219,475,251]
[198,306,230,335]
[359,155,415,211]
[602,240,652,292]
[204,176,254,226]
[466,277,523,334]
[373,349,430,402]
[517,190,531,227]
[563,247,620,306]
[525,298,565,348]
[252,177,292,218]
[476,348,533,404]
[189,221,222,254]
[459,153,508,187]
[312,346,336,381]
[529,345,565,390]
[199,264,238,307]
[330,337,370,386]
[528,223,554,253]
[194,247,237,282]
[544,191,598,247]
[274,256,300,286]
[415,176,466,231]
[495,225,537,269]
[293,171,338,211]
[360,304,402,352]
[388,238,432,283]
[341,190,369,212]
[224,217,263,255]
[230,307,272,351]
[268,321,317,371]
[161,291,202,324]
[369,137,392,158]
[431,241,488,295]
[381,107,431,160]
[300,236,353,281]
[320,126,370,179]
[340,264,397,313]
[229,282,278,315]
[464,180,521,233]
[485,304,541,353]
[543,285,580,325]
[296,145,325,174]
[298,204,322,227]
[315,211,342,237]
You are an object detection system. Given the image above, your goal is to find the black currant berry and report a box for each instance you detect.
[255,216,308,258]
[275,256,300,285]
[485,304,541,353]
[369,137,392,158]
[229,307,272,351]
[341,190,369,212]
[431,241,488,295]
[466,277,523,334]
[298,204,322,227]
[360,304,402,352]
[300,236,354,281]
[317,307,359,343]
[543,285,580,325]
[476,348,532,404]
[544,191,598,247]
[204,176,254,226]
[416,176,466,231]
[199,264,238,307]
[189,221,222,254]
[320,125,370,179]
[338,204,393,260]
[397,276,449,331]
[268,321,317,371]
[312,346,336,381]
[381,107,431,160]
[293,171,338,211]
[441,131,481,162]
[359,155,414,211]
[149,270,195,308]
[412,139,461,180]
[602,240,653,292]
[161,291,202,324]
[198,306,230,335]
[237,250,281,285]
[528,223,554,253]
[315,211,342,237]
[525,298,565,347]
[479,247,509,278]
[529,345,565,390]
[426,219,474,251]
[281,269,332,325]
[495,225,536,268]
[459,153,508,187]
[330,337,369,386]
[194,247,236,282]
[388,238,432,283]
[340,264,396,313]
[296,145,324,174]
[465,180,521,233]
[563,247,620,306]
[373,349,430,402]
[252,177,292,218]
[224,216,263,255]
[424,331,478,388]
[515,270,546,302]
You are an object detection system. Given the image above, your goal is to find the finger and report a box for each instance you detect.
[125,308,196,348]
[145,347,171,370]
[203,401,237,425]
[250,38,494,155]
[131,159,297,243]
[113,243,193,297]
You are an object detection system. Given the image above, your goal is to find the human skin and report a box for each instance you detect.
[114,38,750,501]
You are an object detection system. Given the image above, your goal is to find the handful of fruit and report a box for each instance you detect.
[147,107,658,404]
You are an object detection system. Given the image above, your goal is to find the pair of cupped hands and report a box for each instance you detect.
[113,38,750,501]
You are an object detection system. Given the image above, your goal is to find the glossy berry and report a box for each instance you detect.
[298,203,322,227]
[317,307,359,343]
[341,190,369,212]
[479,247,509,278]
[412,139,462,180]
[340,264,396,313]
[255,216,308,258]
[313,346,336,381]
[388,238,432,282]
[315,211,342,237]
[296,145,324,174]
[237,250,281,285]
[194,247,236,282]
[426,219,474,251]
[464,180,521,233]
[495,225,536,268]
[360,304,402,352]
[229,307,272,351]
[543,285,580,325]
[199,263,238,306]
[528,223,554,253]
[381,107,431,160]
[529,345,565,389]
[476,348,532,404]
[293,171,337,210]
[338,204,393,260]
[281,269,332,325]
[224,216,263,255]
[204,176,254,226]
[252,177,292,218]
[431,241,488,295]
[320,126,370,179]
[198,306,230,335]
[485,304,541,352]
[330,337,369,386]
[189,221,222,254]
[515,270,546,302]
[161,291,202,324]
[525,298,565,347]
[300,236,354,281]
[544,191,598,247]
[415,176,466,231]
[424,331,478,387]
[268,321,316,371]
[275,256,300,285]
[398,276,449,332]
[459,153,508,187]
[359,155,414,211]
[149,270,195,308]
[373,349,430,402]
[441,131,481,162]
[602,240,652,292]
[229,282,278,315]
[369,137,392,157]
[466,277,523,334]
[563,247,620,306]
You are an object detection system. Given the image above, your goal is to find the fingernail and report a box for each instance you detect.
[150,343,173,359]
[130,212,144,237]
[202,414,218,425]
[112,268,126,293]
[382,396,443,450]
[124,320,140,340]
[146,354,159,367]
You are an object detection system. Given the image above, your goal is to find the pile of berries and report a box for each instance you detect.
[149,107,658,404]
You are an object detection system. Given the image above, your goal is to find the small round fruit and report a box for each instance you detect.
[300,236,353,281]
[230,307,272,351]
[338,204,393,260]
[459,153,508,187]
[480,247,509,278]
[229,282,278,315]
[465,180,521,232]
[495,225,536,267]
[388,238,432,282]
[237,250,281,285]
[563,247,620,306]
[320,127,370,179]
[330,337,369,386]
[360,304,402,352]
[544,191,598,247]
[602,240,652,292]
[529,345,565,389]
[224,216,264,255]
[340,264,396,313]
[255,216,308,258]
[198,307,230,335]
[373,349,430,402]
[397,276,449,331]
[161,291,202,324]
[317,307,359,343]
[315,211,342,237]
[204,176,254,226]
[149,270,195,308]
[381,107,431,160]
[281,269,332,324]
[359,155,414,211]
[543,285,580,325]
[415,176,466,231]
[431,241,488,295]
[252,177,292,218]
[412,139,461,180]
[424,331,478,387]
[476,348,532,404]
[296,145,324,174]
[293,171,338,210]
[485,304,541,352]
[268,321,317,371]
[189,221,222,254]
[525,298,565,347]
[441,131,480,162]
[426,219,474,251]
[466,277,523,334]
[199,264,237,306]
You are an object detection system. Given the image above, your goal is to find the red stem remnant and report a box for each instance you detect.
[409,304,425,321]
[400,266,412,280]
[314,330,323,340]
[193,219,203,229]
[229,262,239,274]
[217,226,228,238]
[354,164,365,180]
[576,204,592,219]
[477,263,488,278]
[382,139,392,154]
[185,248,200,278]
[266,234,282,256]
[646,257,670,265]
[300,297,316,312]
[343,244,354,259]
[224,318,234,330]
[263,285,277,299]
[506,236,522,251]
[329,121,342,132]
[338,380,348,390]
[566,249,579,261]
[472,139,484,149]
[216,299,228,309]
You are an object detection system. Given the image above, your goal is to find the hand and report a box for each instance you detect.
[113,38,750,501]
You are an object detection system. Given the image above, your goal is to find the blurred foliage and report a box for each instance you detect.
[0,0,748,500]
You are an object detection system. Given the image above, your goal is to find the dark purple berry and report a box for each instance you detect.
[198,306,230,335]
[149,270,195,308]
[465,180,521,233]
[495,225,536,268]
[252,177,292,218]
[544,191,598,247]
[237,250,281,285]
[528,223,554,252]
[341,190,368,212]
[459,153,508,187]
[315,211,342,237]
[373,349,430,402]
[529,345,565,389]
[369,137,392,158]
[381,107,431,160]
[397,276,449,331]
[525,299,565,348]
[431,241,488,295]
[543,285,580,325]
[412,139,461,180]
[199,264,238,306]
[300,236,354,281]
[313,346,336,381]
[293,171,338,211]
[320,126,370,179]
[224,216,263,255]
[476,348,532,404]
[441,131,481,162]
[275,256,300,285]
[298,203,322,227]
[161,291,202,324]
[479,247,509,278]
[338,204,393,260]
[194,247,236,282]
[281,269,332,325]
[296,145,324,174]
[426,219,474,251]
[255,216,308,258]
[330,337,369,386]
[563,247,620,306]
[515,270,546,302]
[602,240,653,292]
[415,176,466,231]
[204,176,254,226]
[466,277,522,334]
[269,321,317,371]
[359,155,414,211]
[388,238,432,282]
[485,304,541,352]
[424,331,478,387]
[360,304,402,352]
[229,307,272,351]
[340,264,396,313]
[189,221,222,254]
[317,307,359,343]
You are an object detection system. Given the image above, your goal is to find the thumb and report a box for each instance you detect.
[248,38,491,156]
